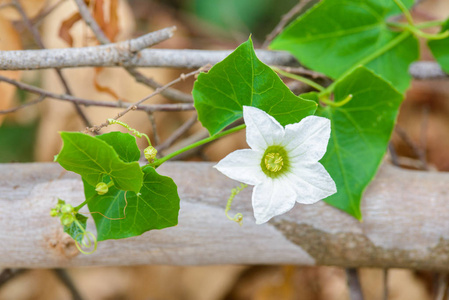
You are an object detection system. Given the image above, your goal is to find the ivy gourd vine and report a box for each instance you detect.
[52,0,449,253]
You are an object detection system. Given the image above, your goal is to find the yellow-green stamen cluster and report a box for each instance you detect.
[264,152,284,172]
[260,145,289,178]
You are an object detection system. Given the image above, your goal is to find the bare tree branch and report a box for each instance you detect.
[0,45,446,79]
[0,74,194,113]
[0,47,296,69]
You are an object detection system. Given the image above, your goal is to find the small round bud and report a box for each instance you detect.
[95,182,109,195]
[61,204,74,214]
[61,213,75,226]
[144,146,157,162]
[50,208,59,217]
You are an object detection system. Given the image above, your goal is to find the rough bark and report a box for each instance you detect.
[0,46,446,79]
[0,162,448,269]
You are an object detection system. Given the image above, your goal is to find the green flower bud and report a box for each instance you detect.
[61,213,75,226]
[50,208,59,217]
[61,204,74,214]
[144,146,158,163]
[95,182,109,195]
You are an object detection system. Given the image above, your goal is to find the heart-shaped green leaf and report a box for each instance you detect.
[314,66,403,219]
[428,18,449,74]
[270,0,419,93]
[56,132,143,192]
[84,166,180,241]
[96,132,141,163]
[193,38,317,136]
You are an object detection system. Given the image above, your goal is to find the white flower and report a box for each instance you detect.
[214,106,337,224]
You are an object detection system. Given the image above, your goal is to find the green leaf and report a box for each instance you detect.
[84,166,180,241]
[428,19,449,74]
[315,66,403,219]
[193,38,317,136]
[96,132,141,163]
[64,212,88,245]
[56,132,143,192]
[270,0,419,93]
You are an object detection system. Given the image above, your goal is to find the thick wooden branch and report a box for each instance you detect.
[0,45,445,79]
[0,162,448,269]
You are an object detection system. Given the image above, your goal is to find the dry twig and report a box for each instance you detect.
[156,113,198,153]
[86,68,202,133]
[12,0,92,127]
[0,74,194,113]
[262,0,314,48]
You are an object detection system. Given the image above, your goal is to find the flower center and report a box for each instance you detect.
[260,145,290,178]
[264,152,283,172]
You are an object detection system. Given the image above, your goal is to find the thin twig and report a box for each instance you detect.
[435,273,448,300]
[262,0,314,48]
[53,269,84,300]
[419,105,429,170]
[394,125,428,170]
[86,68,202,133]
[160,129,209,160]
[0,94,46,114]
[72,0,109,44]
[388,142,400,167]
[156,113,198,152]
[0,74,194,113]
[147,112,160,146]
[13,0,92,127]
[346,268,364,300]
[31,0,68,27]
[383,268,389,300]
[72,0,193,103]
[0,268,27,288]
[125,68,193,103]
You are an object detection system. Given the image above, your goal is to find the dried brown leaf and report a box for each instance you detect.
[58,12,82,47]
[93,67,122,101]
[104,0,119,42]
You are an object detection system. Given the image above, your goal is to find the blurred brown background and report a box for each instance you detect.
[0,0,448,299]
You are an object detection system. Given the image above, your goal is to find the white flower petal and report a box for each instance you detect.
[252,178,296,224]
[283,116,331,162]
[243,106,284,151]
[214,149,265,185]
[286,162,337,204]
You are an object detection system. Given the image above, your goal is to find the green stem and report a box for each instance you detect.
[320,31,411,97]
[415,20,445,29]
[271,66,325,92]
[393,0,414,25]
[75,200,89,211]
[320,94,353,108]
[387,19,446,30]
[406,24,449,40]
[152,124,246,168]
